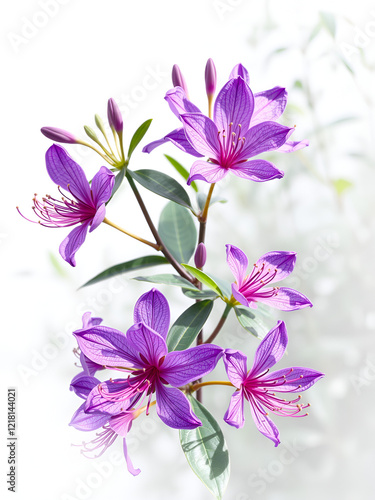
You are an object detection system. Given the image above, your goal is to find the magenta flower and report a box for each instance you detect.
[226,244,312,311]
[74,289,223,430]
[70,375,140,476]
[223,321,323,446]
[18,145,114,266]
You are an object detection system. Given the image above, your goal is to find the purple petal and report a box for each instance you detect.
[229,63,250,85]
[69,402,109,431]
[251,87,288,127]
[142,128,203,157]
[180,113,220,158]
[249,399,280,446]
[82,312,103,329]
[85,379,131,415]
[278,139,309,153]
[257,287,313,311]
[91,166,115,207]
[160,344,223,387]
[261,367,324,392]
[155,383,201,429]
[133,289,170,340]
[249,321,288,377]
[109,412,133,437]
[214,77,254,132]
[187,160,228,185]
[126,323,167,366]
[59,221,90,267]
[224,389,245,428]
[89,203,106,233]
[70,375,101,399]
[123,438,141,476]
[231,283,249,306]
[241,122,294,159]
[223,350,248,388]
[165,87,201,119]
[80,352,104,377]
[45,145,92,205]
[232,159,284,182]
[255,251,297,282]
[226,244,248,285]
[74,325,143,369]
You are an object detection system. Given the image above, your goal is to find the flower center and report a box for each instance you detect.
[215,122,246,168]
[239,262,279,301]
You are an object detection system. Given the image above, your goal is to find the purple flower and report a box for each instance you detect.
[18,144,114,266]
[172,64,189,96]
[41,127,78,144]
[78,313,105,376]
[69,375,140,475]
[226,245,312,311]
[205,58,217,97]
[107,98,123,133]
[223,321,323,446]
[73,289,223,430]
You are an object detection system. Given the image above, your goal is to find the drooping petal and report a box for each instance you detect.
[142,128,203,157]
[251,87,288,127]
[89,203,106,233]
[249,321,288,377]
[59,221,90,267]
[180,113,220,158]
[231,159,284,182]
[109,412,133,436]
[85,379,132,415]
[229,63,250,85]
[213,77,254,132]
[261,367,324,392]
[126,323,168,366]
[255,251,297,283]
[70,375,101,399]
[91,166,115,207]
[155,383,201,429]
[80,352,104,377]
[45,144,92,205]
[240,122,294,159]
[224,389,245,428]
[223,350,248,388]
[165,86,202,119]
[82,312,103,329]
[231,283,249,306]
[226,244,248,285]
[69,403,109,431]
[133,289,170,340]
[256,287,313,311]
[187,160,228,185]
[160,344,223,387]
[278,139,309,153]
[74,325,143,369]
[123,438,141,476]
[249,397,280,446]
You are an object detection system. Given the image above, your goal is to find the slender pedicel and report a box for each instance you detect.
[103,218,161,250]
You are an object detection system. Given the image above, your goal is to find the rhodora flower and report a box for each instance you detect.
[226,244,312,311]
[70,375,140,475]
[223,321,323,446]
[18,144,115,266]
[74,289,223,429]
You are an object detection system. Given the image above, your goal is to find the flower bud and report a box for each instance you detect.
[205,58,217,98]
[84,125,99,143]
[194,243,207,269]
[41,127,77,144]
[171,64,189,95]
[107,98,123,133]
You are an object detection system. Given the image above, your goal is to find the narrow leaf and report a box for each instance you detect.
[182,264,223,298]
[234,306,269,339]
[165,154,198,192]
[180,396,230,500]
[133,273,198,291]
[80,255,168,288]
[108,167,126,202]
[167,300,214,351]
[127,119,152,158]
[182,289,218,300]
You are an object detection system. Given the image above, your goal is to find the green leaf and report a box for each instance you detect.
[197,193,227,212]
[165,154,198,192]
[133,273,198,291]
[127,119,152,158]
[333,178,353,196]
[158,202,197,264]
[182,289,218,300]
[180,396,230,500]
[167,300,213,351]
[234,306,269,339]
[127,169,192,209]
[80,255,168,288]
[182,265,223,298]
[320,11,336,37]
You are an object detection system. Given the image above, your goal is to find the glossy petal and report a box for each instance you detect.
[261,367,324,392]
[223,350,248,387]
[81,312,102,329]
[126,323,167,366]
[249,321,288,377]
[133,289,170,340]
[109,412,133,437]
[214,77,254,132]
[123,438,141,476]
[249,399,280,446]
[59,221,90,267]
[85,379,131,415]
[241,122,293,159]
[142,128,203,157]
[187,160,228,185]
[224,390,245,428]
[252,87,288,127]
[155,383,201,429]
[231,283,249,306]
[229,63,250,85]
[70,375,100,400]
[231,159,284,182]
[257,287,313,311]
[160,344,223,387]
[45,145,92,205]
[181,113,220,158]
[226,244,248,285]
[80,352,104,377]
[91,166,115,207]
[69,403,109,431]
[89,203,106,233]
[165,86,201,119]
[278,139,309,153]
[255,251,297,283]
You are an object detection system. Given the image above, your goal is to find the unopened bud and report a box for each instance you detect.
[205,58,217,97]
[84,125,99,143]
[41,127,77,144]
[95,114,106,135]
[107,98,123,133]
[194,243,207,269]
[172,64,189,96]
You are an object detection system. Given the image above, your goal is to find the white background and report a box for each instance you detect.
[1,1,375,499]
